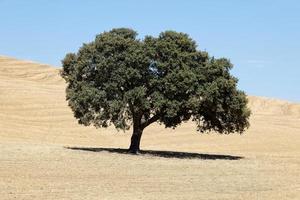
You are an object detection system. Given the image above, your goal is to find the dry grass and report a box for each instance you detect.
[0,55,299,199]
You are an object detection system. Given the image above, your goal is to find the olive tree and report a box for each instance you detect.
[61,28,250,153]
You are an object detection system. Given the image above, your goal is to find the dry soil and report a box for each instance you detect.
[0,55,299,199]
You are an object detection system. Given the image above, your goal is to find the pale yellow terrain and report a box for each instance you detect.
[0,55,299,200]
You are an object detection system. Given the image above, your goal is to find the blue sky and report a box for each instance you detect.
[0,0,299,102]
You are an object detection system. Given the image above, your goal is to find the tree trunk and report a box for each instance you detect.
[128,126,143,154]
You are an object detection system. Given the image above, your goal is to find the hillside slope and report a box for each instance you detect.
[0,55,299,200]
[0,55,299,149]
[0,56,300,150]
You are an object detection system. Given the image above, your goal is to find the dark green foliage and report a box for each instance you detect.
[61,28,250,152]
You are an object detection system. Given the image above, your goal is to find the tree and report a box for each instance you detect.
[61,28,251,154]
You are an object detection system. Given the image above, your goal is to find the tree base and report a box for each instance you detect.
[129,128,142,155]
[128,148,140,155]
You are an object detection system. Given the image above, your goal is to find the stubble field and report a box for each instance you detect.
[0,56,299,199]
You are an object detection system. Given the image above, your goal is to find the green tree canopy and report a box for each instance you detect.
[61,28,250,153]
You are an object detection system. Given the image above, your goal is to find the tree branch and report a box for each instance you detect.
[141,113,161,129]
[128,102,135,116]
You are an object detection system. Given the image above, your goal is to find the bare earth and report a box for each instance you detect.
[0,55,299,199]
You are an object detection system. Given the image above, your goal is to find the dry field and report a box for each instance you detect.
[0,55,299,199]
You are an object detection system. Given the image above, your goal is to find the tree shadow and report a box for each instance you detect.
[65,146,243,160]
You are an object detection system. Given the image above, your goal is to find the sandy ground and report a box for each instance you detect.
[0,55,299,199]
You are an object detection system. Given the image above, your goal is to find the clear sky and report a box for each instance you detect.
[0,0,299,102]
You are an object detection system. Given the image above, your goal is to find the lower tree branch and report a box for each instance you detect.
[141,113,161,129]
